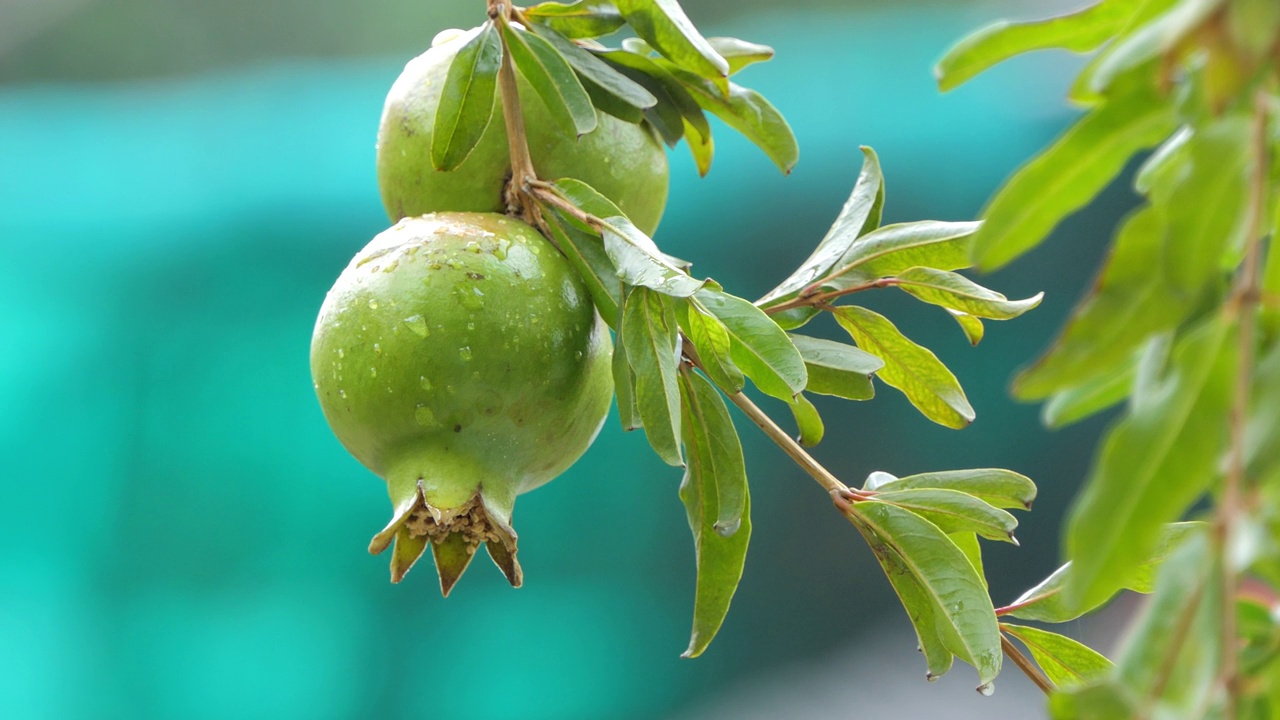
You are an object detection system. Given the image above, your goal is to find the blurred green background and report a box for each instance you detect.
[1,0,1139,717]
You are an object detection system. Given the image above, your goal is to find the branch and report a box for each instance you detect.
[490,1,539,222]
[1000,632,1055,696]
[763,278,900,316]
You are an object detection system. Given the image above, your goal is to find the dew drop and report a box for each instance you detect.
[467,322,475,330]
[977,682,995,697]
[369,367,377,378]
[414,404,437,426]
[420,375,432,391]
[368,299,379,310]
[574,350,583,362]
[373,343,382,356]
[403,315,430,337]
[459,346,473,361]
[338,389,347,399]
[336,348,344,359]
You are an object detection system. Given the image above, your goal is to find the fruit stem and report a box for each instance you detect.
[490,1,540,223]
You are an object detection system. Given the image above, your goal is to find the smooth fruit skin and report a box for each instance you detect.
[310,212,613,593]
[376,29,670,237]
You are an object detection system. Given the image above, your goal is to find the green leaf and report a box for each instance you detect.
[1040,354,1136,429]
[936,0,1143,91]
[758,147,885,307]
[663,67,799,174]
[695,288,807,402]
[431,23,503,171]
[1001,624,1114,690]
[603,216,704,297]
[502,23,598,137]
[1246,341,1280,477]
[678,369,751,657]
[833,306,975,428]
[937,313,980,350]
[544,210,623,328]
[1006,522,1204,624]
[678,299,743,393]
[525,1,626,39]
[822,221,980,292]
[682,115,714,176]
[1113,529,1222,715]
[1049,683,1137,720]
[874,488,1019,544]
[861,530,956,680]
[1156,114,1251,294]
[848,501,1002,686]
[621,287,683,465]
[950,532,986,589]
[548,176,625,219]
[787,393,824,447]
[707,37,774,74]
[612,0,729,82]
[1013,208,1191,400]
[1064,316,1235,611]
[868,468,1037,510]
[612,313,641,431]
[787,333,881,401]
[1088,0,1225,94]
[1134,125,1192,194]
[970,83,1177,271]
[596,49,710,147]
[895,267,1044,320]
[532,25,659,119]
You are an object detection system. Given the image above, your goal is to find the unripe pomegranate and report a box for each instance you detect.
[311,212,613,594]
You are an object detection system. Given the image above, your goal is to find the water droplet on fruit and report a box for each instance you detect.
[337,348,344,359]
[338,389,347,399]
[459,346,472,361]
[369,367,377,378]
[368,299,379,310]
[414,404,437,426]
[467,322,475,330]
[373,343,382,356]
[404,315,430,337]
[575,350,583,361]
[420,375,432,391]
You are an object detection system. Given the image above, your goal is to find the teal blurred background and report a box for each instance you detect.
[1,1,1137,717]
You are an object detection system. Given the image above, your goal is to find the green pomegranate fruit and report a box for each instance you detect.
[311,212,614,595]
[376,27,670,236]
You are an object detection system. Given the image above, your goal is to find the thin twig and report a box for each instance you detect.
[722,389,849,496]
[1000,633,1055,696]
[490,1,539,222]
[1218,88,1272,716]
[763,277,900,315]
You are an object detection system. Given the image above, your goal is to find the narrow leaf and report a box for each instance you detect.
[860,529,956,680]
[622,287,683,465]
[823,221,980,292]
[544,211,622,328]
[788,333,882,401]
[1064,316,1235,611]
[758,147,885,306]
[502,23,598,137]
[869,468,1037,510]
[596,49,708,146]
[874,488,1019,544]
[549,176,625,219]
[532,26,659,116]
[663,65,799,174]
[951,532,986,590]
[525,0,626,39]
[679,369,751,657]
[613,0,730,82]
[935,0,1144,91]
[613,311,642,431]
[788,393,824,446]
[431,23,503,171]
[1006,522,1205,624]
[948,310,986,346]
[895,267,1044,320]
[603,216,704,297]
[707,37,775,74]
[678,299,744,393]
[1001,624,1114,690]
[683,115,714,176]
[1088,0,1225,94]
[849,501,1002,685]
[1013,207,1190,400]
[970,83,1177,271]
[695,288,807,402]
[1041,360,1135,429]
[833,306,975,428]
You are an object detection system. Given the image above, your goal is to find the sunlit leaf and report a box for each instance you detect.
[613,0,729,82]
[1001,624,1114,690]
[603,216,704,297]
[823,221,980,291]
[873,488,1019,544]
[936,0,1143,91]
[1013,208,1191,401]
[1064,317,1235,612]
[679,369,751,658]
[431,23,502,171]
[758,147,885,306]
[525,0,626,39]
[787,393,824,446]
[848,501,1002,685]
[895,267,1044,320]
[868,468,1037,510]
[970,83,1177,271]
[622,287,683,465]
[707,37,774,74]
[948,310,985,346]
[787,333,881,401]
[696,288,807,402]
[1040,359,1134,429]
[833,306,975,428]
[678,299,743,393]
